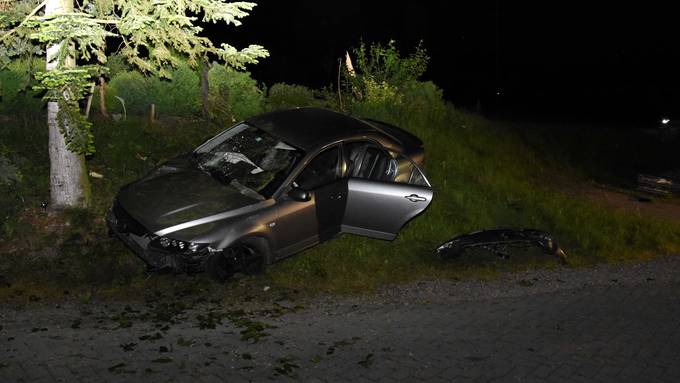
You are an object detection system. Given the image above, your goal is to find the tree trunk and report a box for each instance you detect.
[201,59,210,121]
[46,0,90,209]
[98,76,109,117]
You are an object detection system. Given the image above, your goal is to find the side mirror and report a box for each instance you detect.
[288,187,311,202]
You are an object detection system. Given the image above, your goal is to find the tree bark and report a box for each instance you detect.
[98,76,109,117]
[46,0,90,209]
[201,59,210,121]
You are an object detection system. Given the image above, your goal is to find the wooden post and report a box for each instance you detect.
[84,82,95,119]
[149,103,156,124]
[98,76,109,117]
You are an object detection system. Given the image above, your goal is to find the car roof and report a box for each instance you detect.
[246,107,379,151]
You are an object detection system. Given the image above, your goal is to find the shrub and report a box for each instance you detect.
[266,83,317,110]
[398,80,448,127]
[149,64,201,116]
[207,65,264,124]
[0,60,43,114]
[340,40,445,129]
[104,53,131,78]
[343,40,429,105]
[0,152,21,185]
[107,65,201,117]
[107,71,149,115]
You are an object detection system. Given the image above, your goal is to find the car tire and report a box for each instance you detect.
[207,240,266,282]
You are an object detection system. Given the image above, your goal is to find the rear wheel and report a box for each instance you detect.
[207,242,264,282]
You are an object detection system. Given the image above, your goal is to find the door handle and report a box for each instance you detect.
[404,194,427,202]
[330,192,344,200]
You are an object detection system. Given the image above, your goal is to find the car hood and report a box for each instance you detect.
[117,157,259,234]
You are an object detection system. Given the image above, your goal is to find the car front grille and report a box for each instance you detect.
[112,200,148,236]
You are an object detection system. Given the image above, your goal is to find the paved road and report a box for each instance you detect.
[2,256,680,382]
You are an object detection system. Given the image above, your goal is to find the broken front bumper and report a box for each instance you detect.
[106,204,210,273]
[436,228,567,263]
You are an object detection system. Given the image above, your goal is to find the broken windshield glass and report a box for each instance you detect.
[194,124,303,198]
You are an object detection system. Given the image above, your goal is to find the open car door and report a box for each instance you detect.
[341,147,433,240]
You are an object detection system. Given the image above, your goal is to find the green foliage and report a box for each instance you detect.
[207,64,264,123]
[343,40,429,108]
[266,83,318,110]
[150,63,201,116]
[0,116,49,241]
[27,12,114,66]
[355,40,428,85]
[0,66,27,105]
[112,1,269,76]
[0,59,43,113]
[107,70,147,114]
[104,52,131,77]
[350,80,447,129]
[0,1,44,68]
[0,152,21,185]
[107,64,201,116]
[1,0,269,158]
[33,66,105,154]
[104,65,273,121]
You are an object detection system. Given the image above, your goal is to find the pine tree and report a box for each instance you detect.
[0,0,268,209]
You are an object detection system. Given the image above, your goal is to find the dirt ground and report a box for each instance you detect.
[579,182,680,223]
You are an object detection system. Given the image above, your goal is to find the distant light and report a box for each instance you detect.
[661,118,670,125]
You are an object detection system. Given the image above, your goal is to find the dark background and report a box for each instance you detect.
[221,1,679,125]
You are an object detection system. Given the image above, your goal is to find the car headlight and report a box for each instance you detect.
[150,236,208,253]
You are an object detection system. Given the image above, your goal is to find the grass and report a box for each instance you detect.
[1,100,679,301]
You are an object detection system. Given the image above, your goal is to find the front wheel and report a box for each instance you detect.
[206,243,263,282]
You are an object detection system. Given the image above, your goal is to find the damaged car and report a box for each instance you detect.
[108,107,433,281]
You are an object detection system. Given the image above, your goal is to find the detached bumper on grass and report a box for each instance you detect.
[436,229,567,264]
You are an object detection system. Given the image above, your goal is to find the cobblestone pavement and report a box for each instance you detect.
[2,256,680,382]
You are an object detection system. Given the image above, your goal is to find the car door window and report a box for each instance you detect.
[350,145,396,182]
[343,142,368,177]
[295,146,340,190]
[390,151,430,187]
[344,142,430,187]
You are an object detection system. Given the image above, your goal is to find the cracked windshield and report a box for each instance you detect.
[194,124,303,199]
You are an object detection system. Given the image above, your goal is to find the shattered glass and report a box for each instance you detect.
[194,124,303,198]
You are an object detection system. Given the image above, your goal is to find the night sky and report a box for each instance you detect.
[224,1,679,125]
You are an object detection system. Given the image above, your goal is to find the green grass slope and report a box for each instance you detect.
[1,101,679,299]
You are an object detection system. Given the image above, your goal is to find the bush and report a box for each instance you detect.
[104,53,131,78]
[266,83,317,110]
[106,64,201,117]
[343,40,429,106]
[149,64,201,116]
[340,40,445,128]
[0,60,44,115]
[107,71,149,115]
[207,65,264,124]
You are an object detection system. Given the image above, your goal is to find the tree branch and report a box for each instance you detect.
[0,0,49,43]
